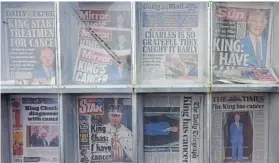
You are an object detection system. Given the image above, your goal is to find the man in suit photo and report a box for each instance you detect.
[30,126,40,147]
[36,129,49,147]
[230,113,244,163]
[240,9,269,68]
[32,47,56,79]
[116,12,125,28]
[115,34,130,50]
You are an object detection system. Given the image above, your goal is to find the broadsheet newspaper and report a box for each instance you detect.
[144,94,203,163]
[139,2,205,84]
[10,95,60,163]
[73,3,132,84]
[212,2,279,84]
[77,96,132,163]
[211,93,268,163]
[1,3,56,86]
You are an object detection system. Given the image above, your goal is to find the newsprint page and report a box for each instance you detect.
[10,95,60,163]
[77,96,133,163]
[138,2,205,84]
[72,2,132,85]
[144,94,204,163]
[211,93,269,163]
[1,3,57,86]
[212,3,279,84]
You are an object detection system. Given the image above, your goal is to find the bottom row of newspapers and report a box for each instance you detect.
[8,93,269,163]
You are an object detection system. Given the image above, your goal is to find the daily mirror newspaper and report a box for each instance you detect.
[144,94,203,163]
[10,95,60,163]
[72,2,132,85]
[77,96,132,162]
[1,2,57,86]
[212,3,277,84]
[211,93,268,163]
[138,2,206,84]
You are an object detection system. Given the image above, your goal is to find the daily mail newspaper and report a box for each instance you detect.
[73,3,132,84]
[212,2,278,84]
[211,93,269,163]
[139,2,205,84]
[1,3,56,86]
[77,96,132,163]
[10,95,60,163]
[143,94,203,163]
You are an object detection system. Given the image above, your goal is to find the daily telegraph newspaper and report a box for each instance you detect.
[77,96,132,162]
[10,95,60,163]
[139,2,205,84]
[1,3,56,86]
[211,93,268,163]
[144,94,203,163]
[212,3,277,84]
[73,3,132,84]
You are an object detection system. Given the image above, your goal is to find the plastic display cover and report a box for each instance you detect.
[77,95,133,162]
[212,2,278,85]
[137,2,207,85]
[60,2,132,85]
[143,94,204,163]
[9,94,60,163]
[1,2,57,86]
[211,93,269,163]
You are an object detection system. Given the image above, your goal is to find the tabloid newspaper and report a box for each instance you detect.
[211,93,269,163]
[212,2,279,84]
[1,3,57,86]
[72,3,132,85]
[10,95,60,163]
[143,94,203,163]
[138,2,205,84]
[77,96,132,163]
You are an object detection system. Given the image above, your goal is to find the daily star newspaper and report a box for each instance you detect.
[139,2,205,84]
[10,95,60,163]
[211,93,269,163]
[212,2,279,84]
[1,3,57,86]
[73,2,132,84]
[77,96,132,162]
[143,94,203,163]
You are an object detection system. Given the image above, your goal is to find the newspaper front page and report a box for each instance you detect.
[212,2,275,84]
[77,96,132,163]
[10,95,60,163]
[143,94,203,163]
[1,3,56,86]
[211,93,268,163]
[73,2,132,84]
[139,2,205,84]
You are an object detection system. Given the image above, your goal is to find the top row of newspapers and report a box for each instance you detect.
[1,2,279,86]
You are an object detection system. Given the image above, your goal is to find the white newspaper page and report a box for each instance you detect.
[1,3,56,86]
[143,94,203,163]
[212,2,273,84]
[72,2,132,84]
[211,93,269,163]
[77,96,133,163]
[139,2,205,84]
[10,95,60,163]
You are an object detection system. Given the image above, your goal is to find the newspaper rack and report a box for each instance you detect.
[1,2,279,163]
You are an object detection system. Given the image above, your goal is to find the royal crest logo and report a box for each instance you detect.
[33,98,42,104]
[96,99,104,107]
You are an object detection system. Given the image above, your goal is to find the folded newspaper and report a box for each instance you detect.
[214,68,279,84]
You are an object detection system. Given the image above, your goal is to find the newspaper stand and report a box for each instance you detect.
[1,1,279,163]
